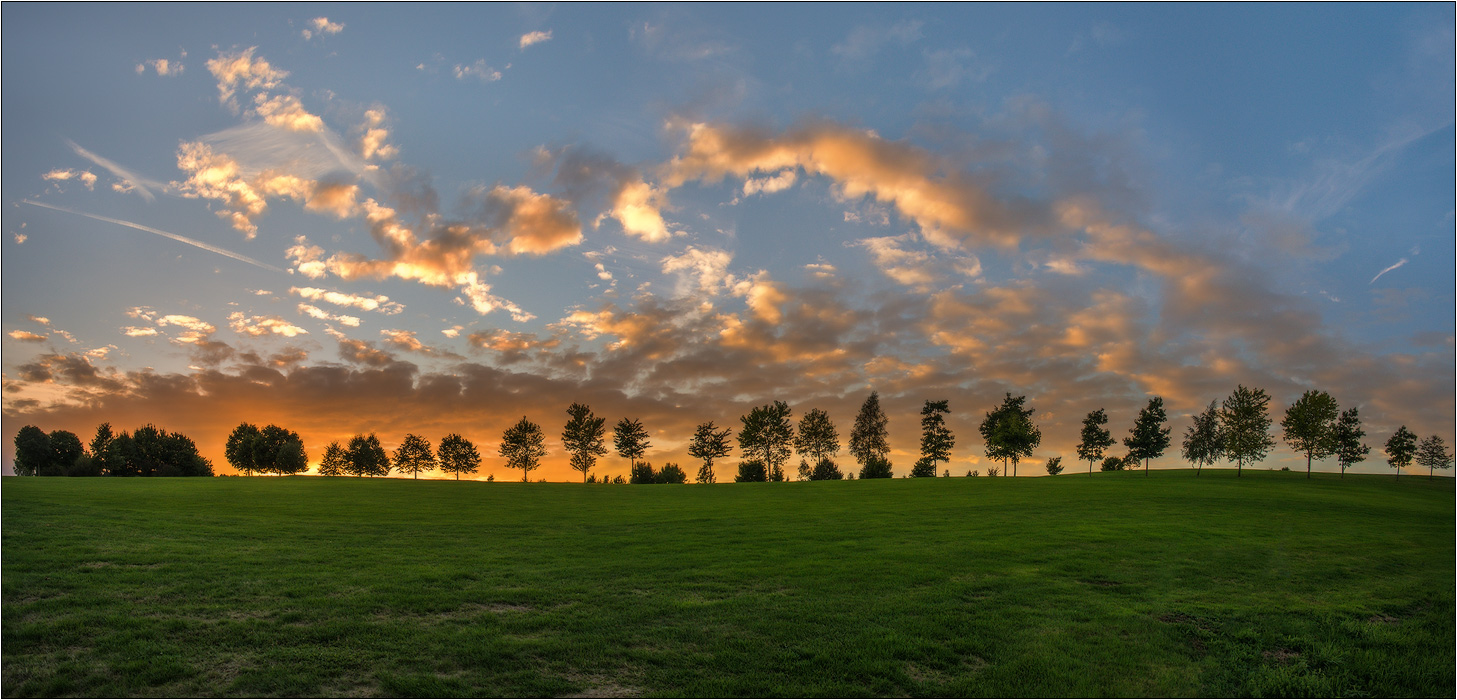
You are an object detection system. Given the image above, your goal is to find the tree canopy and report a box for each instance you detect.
[613,418,651,472]
[1384,426,1418,480]
[1331,407,1369,478]
[980,393,1040,476]
[848,391,889,466]
[437,433,481,480]
[562,403,608,483]
[793,408,840,464]
[345,434,389,477]
[688,421,733,484]
[1076,409,1115,474]
[318,441,348,477]
[1414,435,1454,480]
[1220,385,1275,476]
[918,400,954,472]
[1181,400,1224,475]
[1124,397,1171,474]
[501,417,547,482]
[392,434,436,479]
[1281,390,1340,478]
[739,401,793,482]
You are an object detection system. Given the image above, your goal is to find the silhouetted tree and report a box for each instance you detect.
[1221,385,1275,476]
[255,425,307,475]
[1281,390,1340,479]
[614,418,651,475]
[1045,456,1064,476]
[501,417,547,482]
[1384,426,1418,480]
[1415,435,1454,480]
[794,408,841,466]
[318,441,347,476]
[859,455,894,479]
[437,433,481,480]
[88,423,115,476]
[1124,397,1171,474]
[630,462,658,484]
[121,425,212,477]
[1100,456,1124,472]
[809,456,843,480]
[658,463,688,484]
[734,459,768,482]
[103,433,140,476]
[14,425,51,476]
[910,456,938,478]
[688,421,732,484]
[918,400,954,473]
[1182,400,1224,476]
[563,403,608,483]
[739,401,793,482]
[225,423,262,476]
[1331,408,1369,478]
[393,433,436,479]
[45,430,85,477]
[849,391,890,467]
[981,394,1040,476]
[1077,408,1115,474]
[346,434,389,477]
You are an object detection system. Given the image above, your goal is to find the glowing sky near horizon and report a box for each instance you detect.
[3,4,1453,479]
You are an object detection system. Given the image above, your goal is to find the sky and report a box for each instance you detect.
[3,4,1453,479]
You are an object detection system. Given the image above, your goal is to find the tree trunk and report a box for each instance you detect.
[1306,453,1311,479]
[1144,457,1148,475]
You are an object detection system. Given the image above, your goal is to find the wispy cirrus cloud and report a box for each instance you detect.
[519,30,553,50]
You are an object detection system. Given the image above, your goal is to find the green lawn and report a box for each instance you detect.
[3,470,1452,697]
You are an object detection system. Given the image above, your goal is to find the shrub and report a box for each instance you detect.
[910,457,937,478]
[1100,456,1124,472]
[735,460,768,482]
[987,466,1000,477]
[630,462,657,484]
[967,469,979,477]
[809,456,843,481]
[1045,457,1064,476]
[658,463,687,484]
[611,475,626,484]
[859,456,894,479]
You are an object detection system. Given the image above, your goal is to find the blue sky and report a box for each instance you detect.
[3,4,1452,478]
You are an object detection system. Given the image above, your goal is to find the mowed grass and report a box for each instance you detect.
[3,470,1452,698]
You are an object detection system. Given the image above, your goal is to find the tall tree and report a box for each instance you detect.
[688,421,733,485]
[501,417,547,482]
[437,433,481,480]
[46,431,85,477]
[1181,400,1224,476]
[254,425,308,475]
[613,418,651,474]
[848,391,890,467]
[1331,407,1369,478]
[1281,390,1340,479]
[89,423,115,476]
[317,441,347,476]
[13,425,51,476]
[225,423,262,476]
[1220,385,1275,476]
[739,401,793,482]
[1414,435,1454,480]
[980,393,1040,476]
[794,408,841,464]
[1124,397,1171,474]
[1076,409,1115,474]
[345,434,389,477]
[1384,426,1417,480]
[103,432,140,477]
[562,403,608,483]
[393,433,436,479]
[917,400,954,474]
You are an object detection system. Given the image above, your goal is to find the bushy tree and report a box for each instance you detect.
[318,441,347,476]
[657,463,688,484]
[225,423,262,476]
[393,433,436,479]
[437,433,481,480]
[13,425,51,476]
[910,456,938,478]
[1221,385,1275,476]
[739,401,793,481]
[809,456,843,480]
[346,434,389,477]
[859,455,894,479]
[1281,390,1340,479]
[1415,435,1454,480]
[1045,456,1064,475]
[1331,408,1369,478]
[1384,426,1417,481]
[794,408,841,464]
[1182,400,1224,476]
[116,425,213,477]
[36,430,84,477]
[88,423,115,476]
[563,403,608,483]
[613,418,651,474]
[688,421,733,484]
[630,462,658,484]
[918,400,954,472]
[1100,456,1124,472]
[1077,408,1115,474]
[1124,397,1171,474]
[981,394,1040,476]
[501,417,547,482]
[734,459,768,483]
[848,391,890,466]
[225,423,307,475]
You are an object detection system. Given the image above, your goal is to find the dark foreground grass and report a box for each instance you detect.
[3,470,1452,698]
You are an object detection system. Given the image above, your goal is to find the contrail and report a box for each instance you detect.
[19,199,285,273]
[1369,258,1408,285]
[65,140,164,202]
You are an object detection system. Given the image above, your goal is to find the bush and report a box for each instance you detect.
[967,469,978,477]
[987,466,1000,477]
[658,463,687,484]
[1100,456,1124,472]
[1045,456,1064,476]
[611,475,626,484]
[910,457,937,478]
[735,460,768,482]
[630,462,657,484]
[859,456,894,479]
[809,456,843,481]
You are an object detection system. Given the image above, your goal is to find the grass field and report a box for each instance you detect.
[3,470,1452,698]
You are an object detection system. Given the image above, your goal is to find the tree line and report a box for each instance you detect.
[13,386,1453,480]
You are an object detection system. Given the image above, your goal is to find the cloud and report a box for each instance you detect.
[661,246,736,296]
[8,330,47,343]
[520,30,553,50]
[302,17,345,40]
[1370,258,1409,284]
[136,58,184,76]
[227,312,309,338]
[289,287,404,314]
[454,59,503,82]
[253,94,325,133]
[206,47,289,111]
[359,109,398,161]
[66,140,164,202]
[855,235,937,288]
[298,303,361,327]
[920,48,994,90]
[741,170,797,196]
[42,169,97,190]
[831,20,923,65]
[20,200,285,272]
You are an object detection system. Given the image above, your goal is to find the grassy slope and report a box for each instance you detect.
[2,470,1452,698]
